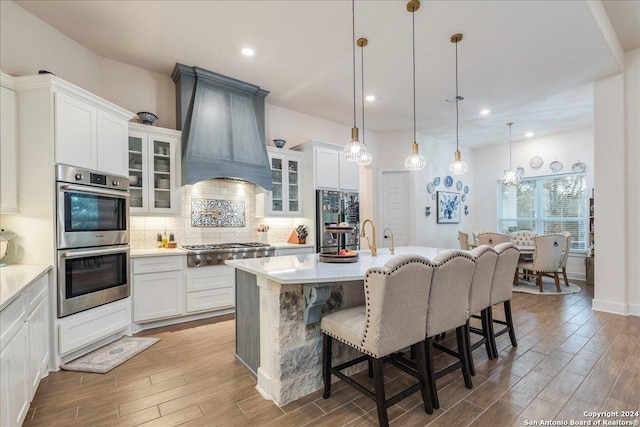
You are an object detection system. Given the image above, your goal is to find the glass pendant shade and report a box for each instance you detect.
[356,147,372,166]
[343,127,366,162]
[405,142,426,170]
[500,169,521,186]
[449,150,468,175]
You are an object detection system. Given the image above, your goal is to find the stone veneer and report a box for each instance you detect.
[130,179,313,249]
[257,278,366,405]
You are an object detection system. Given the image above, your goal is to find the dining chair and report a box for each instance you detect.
[458,231,470,250]
[321,255,435,427]
[557,231,572,286]
[487,242,520,357]
[509,230,537,246]
[516,234,565,292]
[477,232,510,247]
[466,245,499,375]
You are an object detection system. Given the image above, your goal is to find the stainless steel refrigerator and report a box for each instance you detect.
[316,190,360,253]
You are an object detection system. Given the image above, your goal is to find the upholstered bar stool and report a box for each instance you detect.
[487,242,520,358]
[321,255,435,427]
[477,232,510,247]
[423,250,476,409]
[466,245,499,376]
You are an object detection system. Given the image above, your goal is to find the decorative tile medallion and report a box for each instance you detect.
[191,199,245,227]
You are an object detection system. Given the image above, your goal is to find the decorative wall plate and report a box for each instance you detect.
[464,185,469,194]
[461,194,466,202]
[427,182,435,193]
[571,162,587,173]
[431,193,436,200]
[530,156,544,170]
[456,181,463,191]
[444,176,453,187]
[549,161,563,173]
[515,167,525,177]
[433,177,441,186]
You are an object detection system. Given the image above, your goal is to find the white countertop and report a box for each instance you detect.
[1,264,52,311]
[130,248,187,258]
[225,246,450,284]
[271,243,314,250]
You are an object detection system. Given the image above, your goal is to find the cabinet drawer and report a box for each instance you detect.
[58,299,130,355]
[186,265,234,292]
[27,274,48,313]
[132,256,184,274]
[186,287,234,313]
[0,294,27,351]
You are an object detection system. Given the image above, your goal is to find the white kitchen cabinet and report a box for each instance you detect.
[256,147,303,217]
[128,123,181,216]
[55,91,129,176]
[28,297,49,394]
[0,322,29,427]
[298,141,360,192]
[185,265,235,313]
[0,73,19,214]
[132,255,186,322]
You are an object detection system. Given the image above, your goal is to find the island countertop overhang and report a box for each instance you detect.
[225,246,449,284]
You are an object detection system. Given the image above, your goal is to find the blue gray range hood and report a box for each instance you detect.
[171,64,272,190]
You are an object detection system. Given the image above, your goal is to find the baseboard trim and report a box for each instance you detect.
[628,304,640,317]
[592,299,628,315]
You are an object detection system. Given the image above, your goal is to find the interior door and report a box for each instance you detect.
[381,171,410,248]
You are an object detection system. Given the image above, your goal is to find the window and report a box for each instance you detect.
[498,173,587,251]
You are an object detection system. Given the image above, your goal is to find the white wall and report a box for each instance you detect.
[375,131,474,249]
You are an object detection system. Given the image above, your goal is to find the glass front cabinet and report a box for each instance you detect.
[128,123,181,215]
[256,147,303,217]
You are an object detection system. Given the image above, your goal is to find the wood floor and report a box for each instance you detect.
[24,282,640,427]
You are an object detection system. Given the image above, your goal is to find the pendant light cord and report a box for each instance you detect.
[412,9,416,143]
[455,40,459,152]
[509,123,513,169]
[352,0,356,128]
[361,42,365,143]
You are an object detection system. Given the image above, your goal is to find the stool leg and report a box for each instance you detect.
[464,320,475,376]
[424,337,439,409]
[486,306,499,359]
[562,267,569,286]
[456,326,473,389]
[481,309,496,360]
[368,358,373,378]
[372,357,389,427]
[322,334,332,399]
[504,300,518,348]
[413,343,434,414]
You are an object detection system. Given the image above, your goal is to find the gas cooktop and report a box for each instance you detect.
[182,242,275,267]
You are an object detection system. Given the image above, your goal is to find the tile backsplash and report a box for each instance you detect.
[130,179,313,249]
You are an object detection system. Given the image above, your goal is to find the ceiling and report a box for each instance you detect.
[15,1,637,148]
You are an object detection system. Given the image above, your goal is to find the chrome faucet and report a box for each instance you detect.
[383,227,395,255]
[361,219,377,257]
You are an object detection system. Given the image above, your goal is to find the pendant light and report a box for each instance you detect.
[404,0,425,171]
[500,122,520,186]
[356,37,372,166]
[343,0,366,162]
[448,33,468,175]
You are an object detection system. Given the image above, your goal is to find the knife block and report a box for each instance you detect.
[287,230,306,244]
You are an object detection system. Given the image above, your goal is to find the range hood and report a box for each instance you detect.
[171,64,272,190]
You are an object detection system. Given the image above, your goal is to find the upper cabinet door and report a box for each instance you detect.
[339,157,359,191]
[54,92,97,170]
[314,148,339,189]
[0,83,19,214]
[97,110,128,176]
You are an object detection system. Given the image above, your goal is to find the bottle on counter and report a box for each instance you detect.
[157,233,163,248]
[162,232,168,248]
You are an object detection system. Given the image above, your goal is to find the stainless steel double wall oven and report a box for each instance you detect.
[56,164,130,317]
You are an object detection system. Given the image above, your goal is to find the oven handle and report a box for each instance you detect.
[59,246,130,259]
[59,183,130,199]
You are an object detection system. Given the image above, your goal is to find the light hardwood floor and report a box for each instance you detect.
[24,282,640,427]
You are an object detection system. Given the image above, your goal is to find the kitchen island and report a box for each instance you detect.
[226,246,447,406]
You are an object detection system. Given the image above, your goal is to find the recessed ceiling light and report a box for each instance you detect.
[241,47,255,57]
[525,131,534,137]
[365,95,375,102]
[480,109,490,116]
